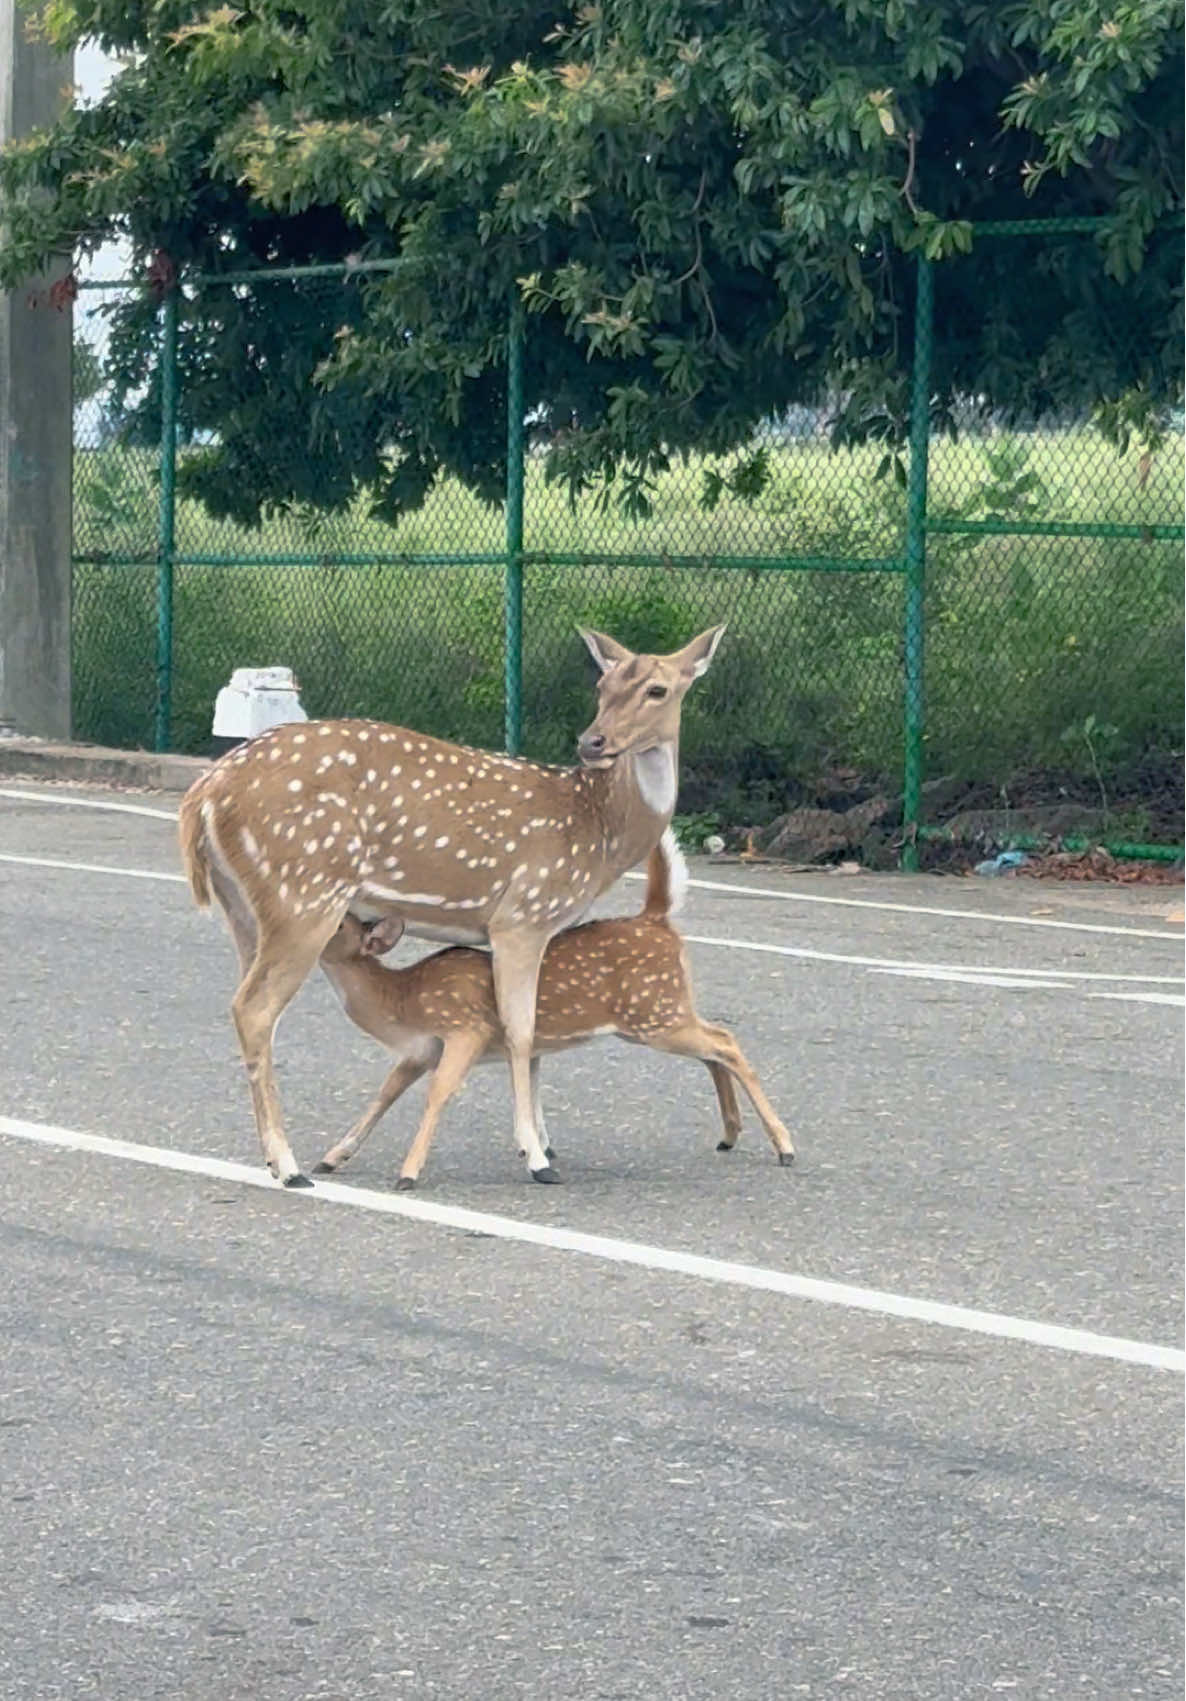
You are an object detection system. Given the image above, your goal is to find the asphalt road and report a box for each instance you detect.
[0,782,1182,1701]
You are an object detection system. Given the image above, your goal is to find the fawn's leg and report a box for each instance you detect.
[651,1020,795,1165]
[396,1030,491,1190]
[489,930,556,1182]
[231,909,346,1186]
[313,1056,431,1174]
[706,1060,744,1151]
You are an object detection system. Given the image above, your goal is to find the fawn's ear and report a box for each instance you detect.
[578,626,635,675]
[361,917,405,957]
[673,624,727,680]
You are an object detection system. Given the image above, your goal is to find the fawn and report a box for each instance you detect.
[313,830,795,1188]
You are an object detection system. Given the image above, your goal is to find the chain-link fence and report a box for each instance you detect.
[72,226,1184,862]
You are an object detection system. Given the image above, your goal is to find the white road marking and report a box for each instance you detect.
[1087,990,1186,1008]
[2,783,1180,941]
[0,852,186,884]
[636,871,1183,941]
[0,1113,1181,1374]
[870,967,1075,991]
[683,933,1182,987]
[0,851,1180,988]
[0,787,178,821]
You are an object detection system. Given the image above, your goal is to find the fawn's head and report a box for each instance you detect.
[322,913,406,965]
[575,626,726,766]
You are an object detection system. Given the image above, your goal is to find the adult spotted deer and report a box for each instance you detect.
[178,625,724,1188]
[312,830,795,1188]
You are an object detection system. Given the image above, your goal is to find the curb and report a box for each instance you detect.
[0,738,210,793]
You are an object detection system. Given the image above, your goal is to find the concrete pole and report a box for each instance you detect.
[0,1,73,737]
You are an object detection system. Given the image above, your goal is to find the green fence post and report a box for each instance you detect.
[504,294,526,756]
[154,287,179,753]
[900,255,933,871]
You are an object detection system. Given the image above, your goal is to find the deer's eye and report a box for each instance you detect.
[646,684,668,700]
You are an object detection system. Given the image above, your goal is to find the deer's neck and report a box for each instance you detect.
[321,955,408,1039]
[584,741,679,874]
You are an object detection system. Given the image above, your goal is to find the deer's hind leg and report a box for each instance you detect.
[651,1019,795,1166]
[231,905,349,1186]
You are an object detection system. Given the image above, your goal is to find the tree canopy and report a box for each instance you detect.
[3,0,1182,523]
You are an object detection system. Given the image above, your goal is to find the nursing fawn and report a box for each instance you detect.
[314,830,795,1188]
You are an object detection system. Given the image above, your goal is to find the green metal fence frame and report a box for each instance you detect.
[76,217,1184,861]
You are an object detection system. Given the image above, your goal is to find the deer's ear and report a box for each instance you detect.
[674,624,727,680]
[577,626,635,675]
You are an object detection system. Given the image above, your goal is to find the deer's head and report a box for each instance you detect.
[575,626,726,766]
[322,913,406,964]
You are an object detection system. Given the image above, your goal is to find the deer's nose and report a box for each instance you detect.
[578,730,607,763]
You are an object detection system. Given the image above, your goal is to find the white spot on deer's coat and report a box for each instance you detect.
[241,828,260,860]
[288,780,303,794]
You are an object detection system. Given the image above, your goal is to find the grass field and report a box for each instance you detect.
[72,426,1185,844]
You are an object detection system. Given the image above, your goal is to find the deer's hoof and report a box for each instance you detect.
[544,1145,557,1160]
[531,1165,561,1185]
[283,1172,314,1189]
[311,1160,336,1175]
[778,1151,796,1167]
[716,1140,736,1153]
[395,1176,416,1192]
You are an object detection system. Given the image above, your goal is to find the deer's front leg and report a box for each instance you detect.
[489,930,556,1184]
[529,1055,556,1161]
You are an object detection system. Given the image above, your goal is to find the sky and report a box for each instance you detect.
[75,42,127,283]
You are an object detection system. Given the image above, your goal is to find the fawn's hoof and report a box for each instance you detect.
[544,1145,557,1160]
[311,1161,336,1175]
[716,1140,736,1153]
[395,1176,416,1192]
[283,1172,314,1189]
[778,1151,796,1167]
[531,1165,561,1185]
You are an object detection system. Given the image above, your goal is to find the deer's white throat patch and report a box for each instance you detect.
[633,745,677,816]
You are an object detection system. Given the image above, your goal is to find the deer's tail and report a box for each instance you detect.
[642,828,689,922]
[178,784,212,909]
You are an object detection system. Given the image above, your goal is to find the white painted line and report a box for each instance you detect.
[1087,990,1186,1008]
[0,852,185,884]
[869,967,1075,991]
[0,787,178,821]
[0,851,1180,987]
[0,1114,1180,1375]
[683,933,1182,987]
[629,870,1183,942]
[2,782,1179,941]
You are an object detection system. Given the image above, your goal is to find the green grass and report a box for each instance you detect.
[72,427,1185,842]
